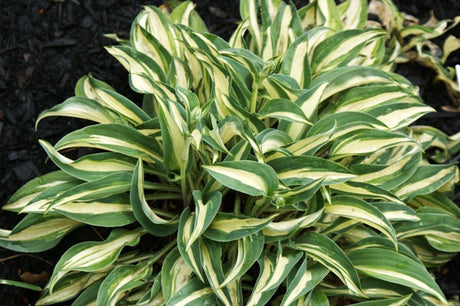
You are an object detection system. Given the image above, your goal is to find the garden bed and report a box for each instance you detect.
[1,0,459,304]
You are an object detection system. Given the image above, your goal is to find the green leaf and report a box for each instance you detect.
[0,215,81,253]
[292,231,364,297]
[130,159,178,237]
[246,247,303,306]
[39,141,137,181]
[203,161,279,197]
[161,248,194,302]
[49,228,144,291]
[97,262,153,306]
[166,277,217,306]
[49,172,132,209]
[327,195,397,247]
[282,260,329,306]
[3,171,78,212]
[394,164,458,200]
[268,156,356,186]
[220,232,264,287]
[187,190,221,250]
[54,123,163,163]
[205,212,275,242]
[348,247,447,304]
[54,194,135,227]
[330,129,416,159]
[258,98,311,124]
[36,96,120,127]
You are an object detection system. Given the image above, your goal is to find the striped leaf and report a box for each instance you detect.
[273,178,323,207]
[130,159,178,237]
[170,1,207,32]
[331,181,404,204]
[177,208,205,282]
[203,161,279,197]
[204,213,275,242]
[97,262,153,306]
[311,29,387,73]
[0,215,81,252]
[54,123,163,163]
[36,96,120,127]
[158,98,190,175]
[330,129,415,159]
[3,171,78,212]
[292,231,364,296]
[246,248,303,306]
[220,232,264,287]
[410,193,460,218]
[258,98,311,124]
[105,45,165,93]
[394,164,458,200]
[40,140,137,181]
[166,277,216,306]
[200,238,235,305]
[71,279,103,306]
[351,294,412,306]
[371,202,419,222]
[348,247,447,304]
[394,210,460,252]
[340,0,367,29]
[282,260,329,306]
[49,228,144,291]
[315,0,342,31]
[366,102,434,130]
[281,33,311,88]
[327,196,397,246]
[48,172,132,209]
[263,205,324,242]
[37,271,104,305]
[268,156,356,186]
[187,190,221,250]
[350,147,422,190]
[54,194,135,227]
[161,248,194,302]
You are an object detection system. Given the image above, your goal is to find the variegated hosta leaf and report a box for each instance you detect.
[166,277,217,306]
[161,248,194,302]
[394,164,459,200]
[187,190,221,250]
[327,195,397,247]
[268,155,356,186]
[54,123,163,163]
[49,228,144,291]
[246,247,303,306]
[410,193,460,218]
[330,129,416,159]
[331,181,404,204]
[272,178,323,207]
[39,140,137,181]
[204,213,276,242]
[310,29,387,73]
[292,231,364,297]
[350,147,422,191]
[258,98,312,125]
[203,160,279,197]
[281,259,329,306]
[370,202,419,222]
[71,279,103,306]
[48,172,132,210]
[281,33,311,88]
[351,294,412,306]
[96,261,153,306]
[54,194,135,227]
[177,208,205,282]
[3,170,79,212]
[37,271,104,305]
[36,96,120,127]
[394,209,460,252]
[348,247,447,304]
[0,215,81,253]
[220,232,264,287]
[130,159,178,237]
[263,204,324,242]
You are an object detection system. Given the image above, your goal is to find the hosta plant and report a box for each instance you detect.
[1,0,460,305]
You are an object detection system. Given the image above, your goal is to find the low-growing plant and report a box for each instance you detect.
[1,0,460,305]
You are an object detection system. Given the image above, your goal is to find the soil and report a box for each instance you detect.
[0,1,459,305]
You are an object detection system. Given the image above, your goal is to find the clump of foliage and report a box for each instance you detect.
[1,0,460,305]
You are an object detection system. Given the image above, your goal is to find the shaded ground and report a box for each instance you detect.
[0,0,459,305]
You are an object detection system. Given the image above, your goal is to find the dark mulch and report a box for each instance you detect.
[0,0,459,305]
